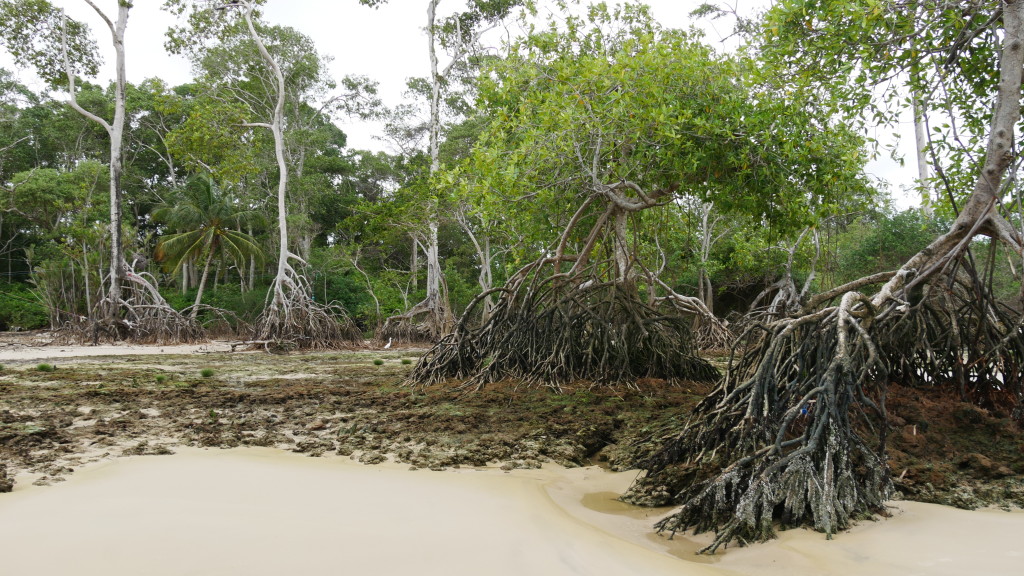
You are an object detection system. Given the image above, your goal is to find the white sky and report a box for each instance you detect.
[4,0,918,206]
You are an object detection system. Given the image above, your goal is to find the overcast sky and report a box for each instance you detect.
[6,0,918,206]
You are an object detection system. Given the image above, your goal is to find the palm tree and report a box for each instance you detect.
[153,176,263,318]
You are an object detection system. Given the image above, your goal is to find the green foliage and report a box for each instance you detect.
[163,283,265,322]
[165,98,263,183]
[835,210,944,285]
[35,363,54,372]
[0,0,99,87]
[972,239,1022,307]
[0,283,48,330]
[10,162,109,233]
[373,358,384,366]
[153,177,263,278]
[200,368,215,378]
[470,2,875,256]
[758,0,1002,211]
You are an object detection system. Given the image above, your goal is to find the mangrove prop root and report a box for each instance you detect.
[61,268,205,345]
[379,296,454,345]
[409,260,719,389]
[628,261,1023,553]
[255,270,361,350]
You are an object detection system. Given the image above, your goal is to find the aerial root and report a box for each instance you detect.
[255,267,361,350]
[627,259,1023,553]
[55,268,205,345]
[378,297,454,346]
[410,259,719,389]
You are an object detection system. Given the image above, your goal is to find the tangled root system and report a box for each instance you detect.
[410,260,719,390]
[628,255,1023,553]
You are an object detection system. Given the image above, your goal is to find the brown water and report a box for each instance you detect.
[1,448,1021,575]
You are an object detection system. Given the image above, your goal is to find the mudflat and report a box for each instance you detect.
[1,336,1023,575]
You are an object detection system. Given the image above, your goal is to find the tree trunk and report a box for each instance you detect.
[239,2,292,311]
[424,223,439,300]
[913,92,932,214]
[63,2,129,321]
[104,3,128,322]
[424,0,444,314]
[411,234,418,291]
[238,1,358,347]
[378,0,451,344]
[190,250,212,319]
[612,208,630,282]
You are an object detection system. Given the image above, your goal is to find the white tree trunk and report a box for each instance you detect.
[411,234,418,290]
[240,2,293,310]
[64,1,130,319]
[425,0,443,308]
[913,93,933,215]
[425,221,441,306]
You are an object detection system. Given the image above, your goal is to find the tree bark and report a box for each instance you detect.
[190,246,212,319]
[63,1,130,321]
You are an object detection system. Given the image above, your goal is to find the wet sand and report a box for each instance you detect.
[1,448,1022,576]
[0,448,714,576]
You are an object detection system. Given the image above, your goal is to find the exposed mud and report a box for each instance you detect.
[1,337,1021,514]
[887,384,1024,509]
[0,342,710,492]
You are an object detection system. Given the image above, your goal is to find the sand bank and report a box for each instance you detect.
[0,340,236,362]
[1,448,1021,575]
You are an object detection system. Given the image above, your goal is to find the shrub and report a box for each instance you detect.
[200,368,215,378]
[835,210,944,285]
[373,359,384,366]
[36,363,55,372]
[0,283,49,331]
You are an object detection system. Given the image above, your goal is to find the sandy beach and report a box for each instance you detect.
[1,447,1022,576]
[0,337,236,362]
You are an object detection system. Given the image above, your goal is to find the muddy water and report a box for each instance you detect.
[1,449,1022,576]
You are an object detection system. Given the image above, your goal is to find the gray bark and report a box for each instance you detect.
[63,1,130,320]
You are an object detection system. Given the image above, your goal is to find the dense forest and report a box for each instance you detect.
[1,0,1023,552]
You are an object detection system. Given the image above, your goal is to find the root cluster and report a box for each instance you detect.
[410,260,719,389]
[629,256,1023,553]
[378,296,454,346]
[255,270,361,350]
[68,270,205,345]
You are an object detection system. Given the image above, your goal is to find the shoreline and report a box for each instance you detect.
[1,340,1023,574]
[0,447,715,576]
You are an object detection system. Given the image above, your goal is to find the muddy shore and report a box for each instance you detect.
[2,332,1023,533]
